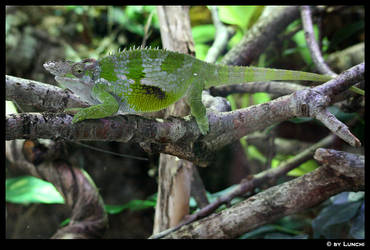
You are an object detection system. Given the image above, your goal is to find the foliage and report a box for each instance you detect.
[240,192,364,239]
[6,176,64,204]
[192,6,264,60]
[104,195,156,214]
[271,158,319,177]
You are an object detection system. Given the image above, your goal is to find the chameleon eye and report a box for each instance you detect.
[71,63,86,78]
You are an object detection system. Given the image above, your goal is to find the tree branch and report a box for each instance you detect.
[300,6,336,77]
[221,6,300,66]
[157,148,364,238]
[210,81,305,97]
[150,134,337,238]
[6,62,364,165]
[205,6,235,63]
[6,140,108,239]
[300,6,364,96]
[6,75,89,112]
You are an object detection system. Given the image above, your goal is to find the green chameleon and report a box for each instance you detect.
[44,47,332,135]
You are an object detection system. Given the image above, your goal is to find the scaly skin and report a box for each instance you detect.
[44,47,332,135]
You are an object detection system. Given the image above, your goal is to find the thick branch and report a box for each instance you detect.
[6,75,89,111]
[326,43,364,73]
[150,134,337,239]
[160,149,364,238]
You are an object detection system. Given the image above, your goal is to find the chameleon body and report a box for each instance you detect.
[44,47,332,134]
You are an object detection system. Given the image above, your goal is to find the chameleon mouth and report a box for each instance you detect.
[55,76,80,83]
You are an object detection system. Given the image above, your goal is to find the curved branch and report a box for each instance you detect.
[6,140,108,239]
[300,6,364,96]
[300,6,336,77]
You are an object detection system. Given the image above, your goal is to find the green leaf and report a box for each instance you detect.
[247,145,266,164]
[289,117,314,124]
[331,192,349,204]
[348,191,365,202]
[287,159,318,177]
[194,44,211,61]
[252,92,270,105]
[291,23,319,65]
[6,101,18,114]
[240,221,307,239]
[105,199,156,214]
[226,95,237,110]
[227,29,243,49]
[264,233,308,239]
[218,6,263,30]
[192,24,216,60]
[240,224,277,239]
[6,176,64,204]
[192,24,216,44]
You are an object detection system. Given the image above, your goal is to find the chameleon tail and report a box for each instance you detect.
[205,64,332,88]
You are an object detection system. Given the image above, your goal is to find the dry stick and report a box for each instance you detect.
[163,148,363,238]
[314,148,364,173]
[309,63,364,148]
[300,6,364,95]
[210,81,305,97]
[149,134,337,239]
[205,6,235,63]
[301,6,336,77]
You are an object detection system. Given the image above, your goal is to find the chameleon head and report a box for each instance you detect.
[44,59,96,104]
[44,58,99,78]
[43,60,73,77]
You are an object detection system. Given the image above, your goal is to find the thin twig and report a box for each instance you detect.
[300,6,364,96]
[300,6,336,77]
[205,6,235,63]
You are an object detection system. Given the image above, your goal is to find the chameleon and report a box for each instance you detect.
[43,47,332,135]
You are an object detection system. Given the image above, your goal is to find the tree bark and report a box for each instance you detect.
[153,5,196,234]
